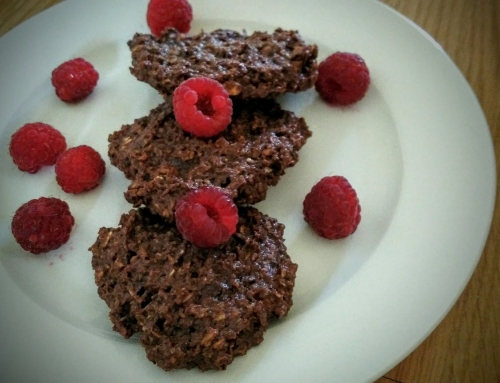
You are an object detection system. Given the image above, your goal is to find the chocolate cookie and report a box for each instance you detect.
[108,98,311,221]
[128,28,318,99]
[90,206,297,371]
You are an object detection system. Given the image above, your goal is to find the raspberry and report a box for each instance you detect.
[147,0,193,36]
[55,145,106,194]
[173,77,233,137]
[175,186,238,248]
[51,58,99,103]
[11,197,75,254]
[303,176,361,239]
[9,122,67,173]
[315,52,370,106]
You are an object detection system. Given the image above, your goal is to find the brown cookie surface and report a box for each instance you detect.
[90,206,297,371]
[108,98,311,221]
[128,28,318,99]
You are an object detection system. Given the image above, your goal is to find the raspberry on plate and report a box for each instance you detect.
[173,77,233,137]
[51,58,99,103]
[315,52,370,106]
[9,122,67,173]
[55,145,106,194]
[303,176,361,239]
[175,186,238,248]
[11,197,75,254]
[147,0,193,36]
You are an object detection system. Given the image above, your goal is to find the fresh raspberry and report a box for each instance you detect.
[51,58,99,103]
[303,176,361,239]
[9,122,67,174]
[173,77,233,137]
[175,186,238,248]
[11,197,75,254]
[147,0,193,36]
[55,145,106,194]
[315,52,370,106]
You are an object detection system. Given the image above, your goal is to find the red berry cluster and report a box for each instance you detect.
[302,52,369,239]
[9,123,106,194]
[10,58,105,254]
[9,122,67,173]
[145,0,238,248]
[172,76,236,246]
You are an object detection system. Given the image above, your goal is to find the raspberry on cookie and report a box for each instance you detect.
[175,186,238,247]
[173,77,233,137]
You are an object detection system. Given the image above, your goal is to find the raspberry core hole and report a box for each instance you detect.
[201,203,219,221]
[195,93,215,116]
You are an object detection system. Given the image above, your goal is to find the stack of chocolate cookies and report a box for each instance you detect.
[90,27,318,371]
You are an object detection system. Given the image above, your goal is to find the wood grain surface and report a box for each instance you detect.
[1,1,499,382]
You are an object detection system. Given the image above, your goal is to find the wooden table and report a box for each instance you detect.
[1,1,498,382]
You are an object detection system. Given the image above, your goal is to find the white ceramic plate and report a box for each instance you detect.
[0,0,495,382]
